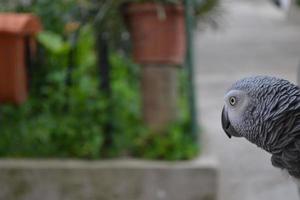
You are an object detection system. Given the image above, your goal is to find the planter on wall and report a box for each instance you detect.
[0,13,42,105]
[123,3,186,65]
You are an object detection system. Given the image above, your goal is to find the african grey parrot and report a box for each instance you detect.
[221,75,300,194]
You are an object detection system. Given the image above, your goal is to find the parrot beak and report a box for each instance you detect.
[221,107,241,139]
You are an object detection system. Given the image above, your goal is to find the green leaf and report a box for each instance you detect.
[37,31,70,54]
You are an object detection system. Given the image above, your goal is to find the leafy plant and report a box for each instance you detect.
[121,0,220,21]
[0,23,198,160]
[134,0,221,21]
[0,25,106,159]
[0,0,200,160]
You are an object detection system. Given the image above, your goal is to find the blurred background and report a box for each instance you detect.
[197,0,300,200]
[0,0,299,200]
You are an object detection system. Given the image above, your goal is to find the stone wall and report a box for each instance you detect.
[0,158,218,200]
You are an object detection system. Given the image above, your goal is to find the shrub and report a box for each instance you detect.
[0,0,200,160]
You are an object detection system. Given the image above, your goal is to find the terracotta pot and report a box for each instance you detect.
[0,13,42,104]
[123,3,186,65]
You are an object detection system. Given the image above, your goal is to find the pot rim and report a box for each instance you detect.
[122,2,184,14]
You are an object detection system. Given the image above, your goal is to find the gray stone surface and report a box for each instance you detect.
[141,65,178,131]
[0,158,218,200]
[287,0,300,24]
[195,1,300,200]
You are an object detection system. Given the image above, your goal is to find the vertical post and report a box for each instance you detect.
[184,0,198,139]
[96,32,112,152]
[24,36,32,89]
[98,33,111,95]
[66,32,78,87]
[141,64,178,131]
[64,31,80,111]
[66,49,74,87]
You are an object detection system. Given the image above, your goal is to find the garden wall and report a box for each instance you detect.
[0,157,218,200]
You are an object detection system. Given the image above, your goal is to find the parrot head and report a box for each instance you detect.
[221,75,300,152]
[221,89,248,139]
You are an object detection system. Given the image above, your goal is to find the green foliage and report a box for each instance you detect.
[194,0,219,17]
[297,0,300,6]
[0,24,198,160]
[122,0,221,20]
[132,105,199,160]
[0,25,106,159]
[133,126,199,160]
[0,0,220,48]
[0,0,200,160]
[0,0,78,34]
[37,31,70,54]
[103,53,199,160]
[129,0,181,4]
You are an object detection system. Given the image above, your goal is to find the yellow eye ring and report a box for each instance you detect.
[229,96,237,106]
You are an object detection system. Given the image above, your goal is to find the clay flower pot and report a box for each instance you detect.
[123,3,186,65]
[0,13,42,104]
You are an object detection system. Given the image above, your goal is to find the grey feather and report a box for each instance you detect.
[224,75,300,179]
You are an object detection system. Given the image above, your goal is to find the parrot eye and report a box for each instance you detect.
[229,96,237,106]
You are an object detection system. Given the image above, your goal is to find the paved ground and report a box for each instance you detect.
[195,1,300,200]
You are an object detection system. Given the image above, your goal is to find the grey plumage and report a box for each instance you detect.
[222,75,300,192]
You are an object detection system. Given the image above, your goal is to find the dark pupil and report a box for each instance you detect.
[230,97,236,105]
